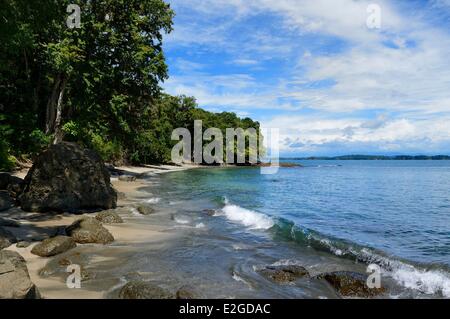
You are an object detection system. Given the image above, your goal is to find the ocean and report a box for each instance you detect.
[114,161,450,298]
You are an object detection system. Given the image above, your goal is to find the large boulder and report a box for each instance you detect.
[65,217,114,244]
[19,142,117,213]
[119,281,174,299]
[31,236,77,257]
[0,227,17,250]
[0,191,13,212]
[0,250,40,299]
[0,173,24,200]
[258,265,309,283]
[316,271,386,297]
[95,210,123,224]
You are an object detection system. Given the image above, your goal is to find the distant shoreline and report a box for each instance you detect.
[280,155,450,160]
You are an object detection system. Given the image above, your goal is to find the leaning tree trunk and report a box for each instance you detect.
[52,76,67,144]
[45,74,62,134]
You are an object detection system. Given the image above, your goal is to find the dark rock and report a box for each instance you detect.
[96,210,123,224]
[16,241,31,248]
[118,175,137,182]
[119,281,174,299]
[0,173,24,199]
[202,209,216,216]
[39,251,92,282]
[0,250,40,299]
[258,265,309,283]
[0,191,13,212]
[0,217,21,227]
[0,227,17,250]
[31,236,76,257]
[136,205,155,215]
[66,217,114,244]
[19,142,117,213]
[317,271,386,297]
[176,285,201,299]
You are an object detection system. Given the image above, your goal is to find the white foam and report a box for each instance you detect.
[174,216,190,225]
[195,223,206,229]
[146,197,161,204]
[222,203,274,230]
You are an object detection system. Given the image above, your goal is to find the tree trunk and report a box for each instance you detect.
[45,74,62,134]
[53,76,67,144]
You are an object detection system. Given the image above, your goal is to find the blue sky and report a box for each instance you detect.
[162,0,450,156]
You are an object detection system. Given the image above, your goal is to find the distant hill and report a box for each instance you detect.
[283,155,450,160]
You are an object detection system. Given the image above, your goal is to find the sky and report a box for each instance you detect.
[162,0,450,156]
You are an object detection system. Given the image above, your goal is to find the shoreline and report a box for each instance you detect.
[4,164,196,299]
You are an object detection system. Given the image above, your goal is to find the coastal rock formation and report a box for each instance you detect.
[0,250,40,299]
[258,265,310,283]
[66,217,114,244]
[19,142,117,212]
[39,252,93,282]
[0,227,17,250]
[119,281,174,299]
[137,205,155,215]
[176,285,201,299]
[0,191,13,212]
[0,173,24,200]
[31,236,77,257]
[95,210,123,224]
[317,271,386,297]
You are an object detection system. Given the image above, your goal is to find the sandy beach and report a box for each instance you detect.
[4,164,196,299]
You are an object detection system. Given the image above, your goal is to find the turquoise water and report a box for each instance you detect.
[153,160,450,297]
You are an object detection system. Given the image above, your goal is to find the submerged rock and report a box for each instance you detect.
[19,142,117,213]
[66,217,114,244]
[202,209,216,216]
[118,175,137,182]
[0,227,17,250]
[16,241,31,248]
[258,265,309,283]
[136,205,155,215]
[0,250,40,299]
[317,271,386,297]
[31,236,76,257]
[119,281,174,299]
[95,210,123,224]
[0,191,13,212]
[176,285,201,299]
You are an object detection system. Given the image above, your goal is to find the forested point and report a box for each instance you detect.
[0,0,262,171]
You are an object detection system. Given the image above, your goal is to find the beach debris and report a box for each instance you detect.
[0,191,13,212]
[19,142,117,213]
[136,205,155,215]
[31,236,77,257]
[0,227,17,250]
[315,271,386,297]
[95,210,123,224]
[258,265,310,283]
[118,175,137,182]
[176,285,202,299]
[119,281,174,299]
[0,250,40,299]
[66,217,114,244]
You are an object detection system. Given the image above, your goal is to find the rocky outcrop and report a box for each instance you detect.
[0,250,40,299]
[0,227,17,250]
[19,142,117,213]
[119,281,174,299]
[316,271,386,297]
[0,191,13,212]
[136,205,155,215]
[65,217,114,244]
[31,236,77,257]
[0,173,24,200]
[95,210,123,224]
[258,265,309,283]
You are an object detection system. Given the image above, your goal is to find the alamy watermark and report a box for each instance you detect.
[66,264,81,289]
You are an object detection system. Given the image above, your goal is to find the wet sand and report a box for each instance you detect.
[4,164,196,299]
